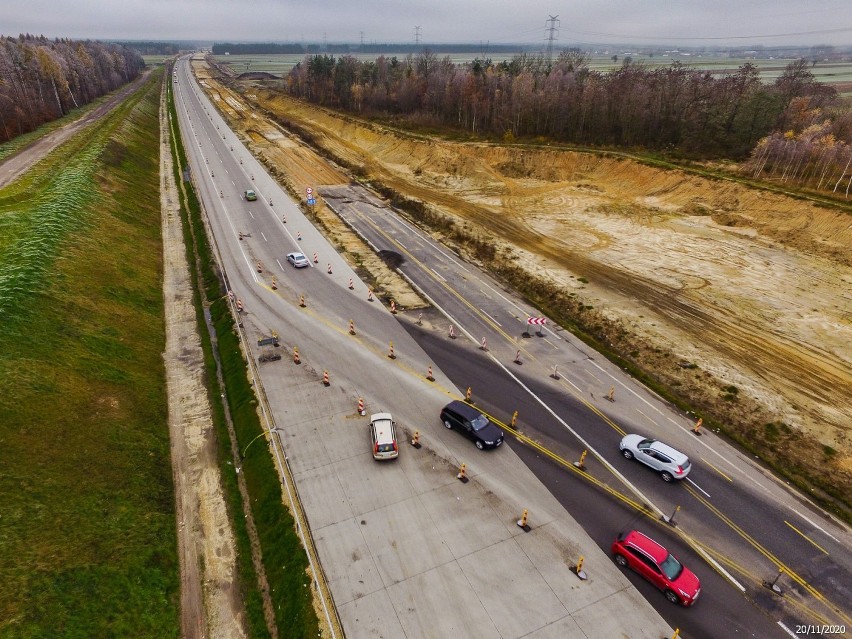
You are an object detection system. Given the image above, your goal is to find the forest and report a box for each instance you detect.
[0,34,144,143]
[283,51,852,195]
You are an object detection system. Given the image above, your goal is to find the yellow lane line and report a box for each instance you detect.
[785,521,829,555]
[701,458,733,482]
[685,485,849,625]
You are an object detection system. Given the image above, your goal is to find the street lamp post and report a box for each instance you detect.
[241,427,283,460]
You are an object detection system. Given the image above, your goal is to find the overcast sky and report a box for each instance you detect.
[2,0,850,48]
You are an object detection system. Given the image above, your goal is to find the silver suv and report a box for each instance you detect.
[619,434,691,482]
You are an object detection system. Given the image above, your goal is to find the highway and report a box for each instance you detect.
[172,57,851,639]
[322,181,852,636]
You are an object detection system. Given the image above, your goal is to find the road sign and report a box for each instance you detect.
[527,317,547,325]
[307,198,316,205]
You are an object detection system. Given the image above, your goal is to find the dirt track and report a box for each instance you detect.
[196,60,852,504]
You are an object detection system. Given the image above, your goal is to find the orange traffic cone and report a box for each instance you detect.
[322,370,330,386]
[293,347,301,364]
[367,289,374,302]
[426,365,435,382]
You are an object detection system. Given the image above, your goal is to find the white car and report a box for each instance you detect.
[619,434,691,482]
[286,252,310,268]
[369,412,399,460]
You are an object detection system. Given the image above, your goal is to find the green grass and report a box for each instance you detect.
[0,71,178,636]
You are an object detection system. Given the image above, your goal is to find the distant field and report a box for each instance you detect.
[213,52,852,95]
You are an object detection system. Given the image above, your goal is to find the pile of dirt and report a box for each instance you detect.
[199,60,852,512]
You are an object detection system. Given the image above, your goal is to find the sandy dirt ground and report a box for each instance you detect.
[195,60,851,509]
[161,84,247,638]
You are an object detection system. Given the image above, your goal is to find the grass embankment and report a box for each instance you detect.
[0,72,178,635]
[166,80,321,638]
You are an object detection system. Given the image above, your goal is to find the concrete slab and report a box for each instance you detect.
[458,538,568,638]
[513,517,627,613]
[292,461,353,530]
[521,615,587,639]
[418,480,512,559]
[313,518,384,605]
[386,562,501,639]
[335,452,417,516]
[571,588,667,639]
[337,588,406,639]
[359,497,455,586]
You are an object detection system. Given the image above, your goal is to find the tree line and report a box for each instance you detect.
[0,34,144,143]
[282,51,852,194]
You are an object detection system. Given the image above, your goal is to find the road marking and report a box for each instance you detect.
[478,288,492,299]
[479,309,502,327]
[784,520,829,555]
[702,458,733,482]
[543,338,558,349]
[249,211,254,219]
[396,239,408,249]
[685,477,710,498]
[791,509,841,543]
[685,484,840,615]
[276,259,284,270]
[479,281,526,314]
[261,231,267,242]
[589,359,663,415]
[777,621,799,638]
[636,408,656,425]
[431,268,446,282]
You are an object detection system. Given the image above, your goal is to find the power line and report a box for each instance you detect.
[545,15,560,62]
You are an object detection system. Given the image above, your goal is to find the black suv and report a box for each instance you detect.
[440,400,504,450]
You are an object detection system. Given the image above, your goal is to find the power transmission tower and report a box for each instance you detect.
[360,31,365,48]
[545,15,559,63]
[414,25,421,46]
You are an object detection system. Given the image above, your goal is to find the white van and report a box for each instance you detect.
[370,413,399,460]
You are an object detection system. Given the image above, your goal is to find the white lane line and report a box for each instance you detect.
[276,259,284,270]
[396,239,408,250]
[479,288,492,299]
[589,359,664,415]
[587,369,602,383]
[480,281,526,314]
[564,377,584,394]
[249,211,255,219]
[686,477,710,498]
[636,408,656,425]
[792,509,841,543]
[431,268,446,282]
[543,338,558,349]
[776,621,798,638]
[695,547,746,593]
[479,309,502,327]
[261,231,267,242]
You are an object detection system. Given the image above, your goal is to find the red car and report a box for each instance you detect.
[612,530,701,606]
